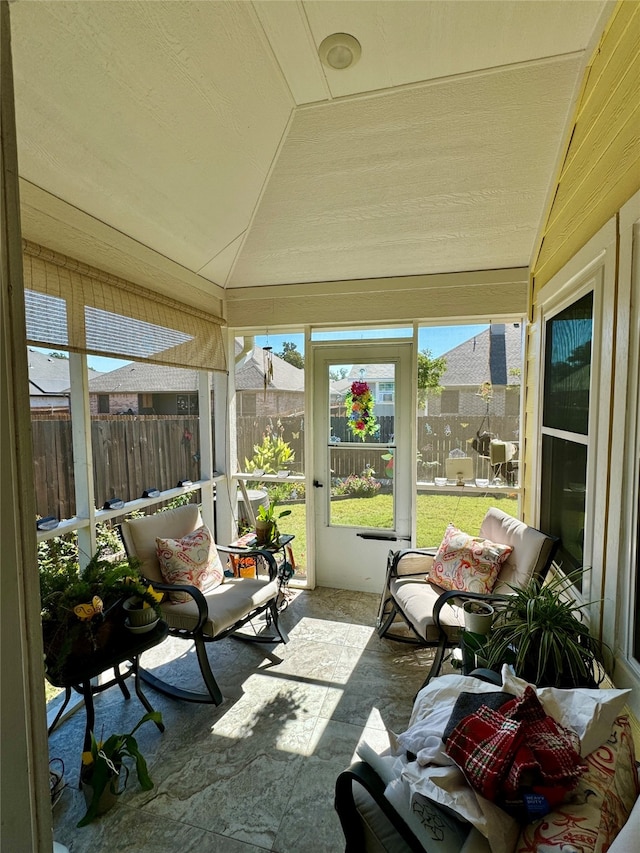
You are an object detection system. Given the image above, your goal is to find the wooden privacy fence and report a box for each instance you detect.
[238,414,519,480]
[32,412,519,517]
[31,414,201,519]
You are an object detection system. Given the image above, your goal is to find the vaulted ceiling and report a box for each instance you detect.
[10,0,611,311]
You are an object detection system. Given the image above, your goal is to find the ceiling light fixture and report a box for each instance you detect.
[318,33,361,70]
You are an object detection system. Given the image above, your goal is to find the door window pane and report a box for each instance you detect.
[328,362,395,528]
[543,291,593,435]
[331,364,394,444]
[329,446,394,529]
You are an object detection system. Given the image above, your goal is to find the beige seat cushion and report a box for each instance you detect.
[121,504,202,584]
[390,576,462,643]
[161,576,279,638]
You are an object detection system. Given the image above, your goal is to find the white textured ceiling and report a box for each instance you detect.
[9,0,610,300]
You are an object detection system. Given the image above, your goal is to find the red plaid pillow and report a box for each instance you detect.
[446,703,525,801]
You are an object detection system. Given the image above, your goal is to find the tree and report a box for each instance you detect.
[329,367,348,381]
[48,351,68,359]
[417,348,446,407]
[277,342,304,370]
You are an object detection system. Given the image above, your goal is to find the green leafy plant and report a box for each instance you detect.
[482,570,607,688]
[40,546,160,681]
[255,500,291,544]
[256,500,292,525]
[245,432,295,474]
[78,710,161,826]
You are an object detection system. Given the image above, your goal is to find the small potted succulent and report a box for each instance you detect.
[78,710,162,826]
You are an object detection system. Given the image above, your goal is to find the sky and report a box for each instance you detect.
[256,324,489,359]
[33,323,489,373]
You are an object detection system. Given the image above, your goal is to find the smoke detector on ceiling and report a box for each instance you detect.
[318,33,362,70]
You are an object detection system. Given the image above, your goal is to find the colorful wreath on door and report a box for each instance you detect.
[345,381,380,441]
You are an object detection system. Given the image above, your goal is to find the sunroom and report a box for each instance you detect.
[2,2,639,851]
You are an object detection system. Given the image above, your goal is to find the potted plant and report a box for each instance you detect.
[39,545,160,680]
[255,500,291,546]
[78,710,162,826]
[481,570,607,688]
[123,584,164,631]
[462,600,494,636]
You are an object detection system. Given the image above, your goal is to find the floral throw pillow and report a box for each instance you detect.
[515,715,639,853]
[156,525,224,604]
[430,523,513,594]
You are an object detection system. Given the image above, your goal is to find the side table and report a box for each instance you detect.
[228,533,295,607]
[47,620,168,753]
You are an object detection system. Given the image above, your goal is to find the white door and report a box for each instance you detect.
[311,342,413,592]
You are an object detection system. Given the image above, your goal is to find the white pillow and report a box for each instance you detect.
[501,667,631,757]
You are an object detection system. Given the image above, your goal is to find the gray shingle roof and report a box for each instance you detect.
[87,362,199,392]
[235,345,304,392]
[439,324,522,387]
[27,348,100,395]
[86,343,304,393]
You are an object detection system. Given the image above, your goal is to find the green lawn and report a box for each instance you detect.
[279,492,518,573]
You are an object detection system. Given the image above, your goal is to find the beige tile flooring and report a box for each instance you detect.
[49,587,440,852]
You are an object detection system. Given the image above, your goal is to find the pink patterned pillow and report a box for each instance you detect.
[430,523,513,593]
[156,525,224,604]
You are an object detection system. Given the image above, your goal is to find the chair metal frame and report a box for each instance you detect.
[376,510,559,686]
[119,516,289,705]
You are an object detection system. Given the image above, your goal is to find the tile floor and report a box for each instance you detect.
[49,587,441,852]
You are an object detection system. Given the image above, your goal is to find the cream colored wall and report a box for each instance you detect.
[523,0,640,516]
[532,0,640,292]
[523,0,640,710]
[226,267,529,329]
[1,2,53,849]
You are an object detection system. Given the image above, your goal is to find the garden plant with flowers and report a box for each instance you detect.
[345,381,380,441]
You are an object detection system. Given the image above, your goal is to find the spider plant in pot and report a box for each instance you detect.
[481,569,607,688]
[78,710,162,827]
[255,500,291,546]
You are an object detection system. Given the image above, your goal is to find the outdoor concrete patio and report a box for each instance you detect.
[48,587,441,852]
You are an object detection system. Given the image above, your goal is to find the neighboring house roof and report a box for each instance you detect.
[347,364,395,381]
[439,324,522,387]
[235,345,304,393]
[87,362,199,393]
[28,348,100,396]
[85,344,304,394]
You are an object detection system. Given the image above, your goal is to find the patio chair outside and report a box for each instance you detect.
[120,504,288,704]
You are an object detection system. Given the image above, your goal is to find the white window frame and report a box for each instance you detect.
[533,219,617,621]
[36,356,220,561]
[606,190,640,711]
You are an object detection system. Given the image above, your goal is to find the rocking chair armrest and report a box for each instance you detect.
[335,761,427,853]
[140,577,209,633]
[216,545,279,581]
[433,589,510,634]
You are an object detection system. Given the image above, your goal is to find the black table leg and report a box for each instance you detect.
[132,656,165,732]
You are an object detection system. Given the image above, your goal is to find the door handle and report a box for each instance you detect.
[313,480,323,488]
